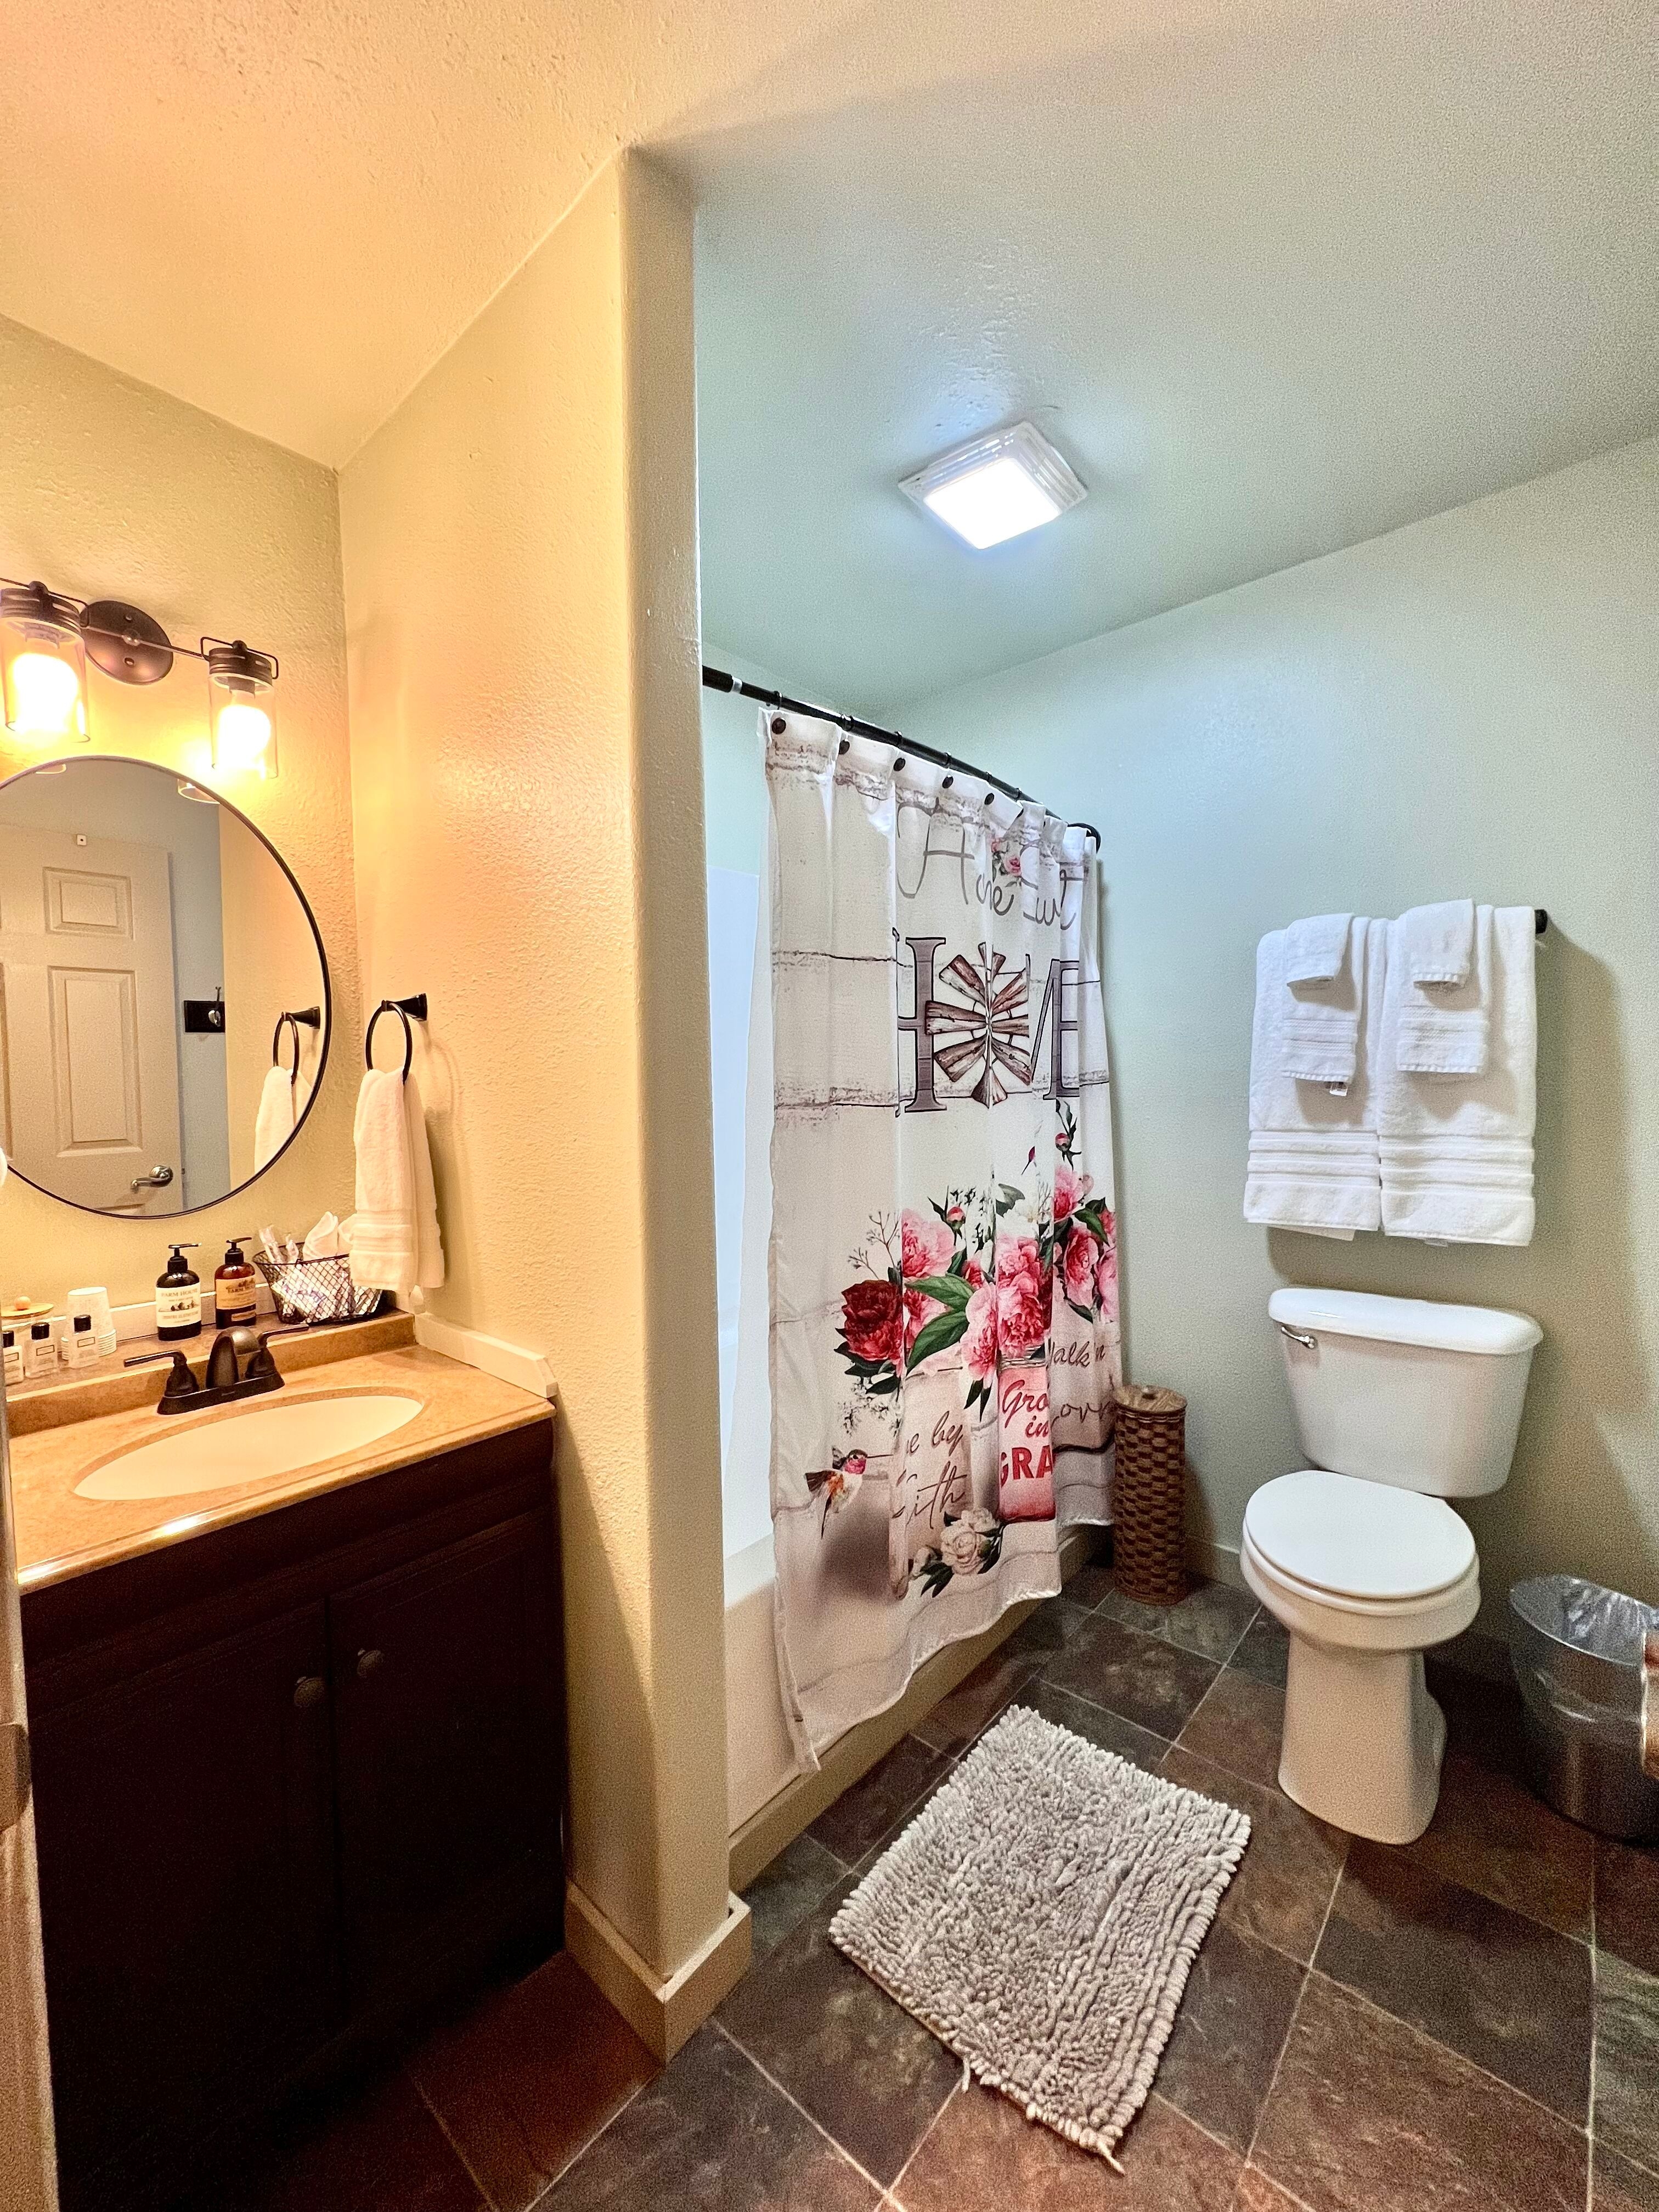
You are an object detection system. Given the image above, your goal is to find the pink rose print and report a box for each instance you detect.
[962,1283,998,1379]
[1053,1159,1093,1222]
[1063,1227,1101,1305]
[995,1234,1051,1359]
[1096,1241,1119,1321]
[903,1286,945,1359]
[841,1279,906,1367]
[900,1207,955,1283]
[964,1255,985,1291]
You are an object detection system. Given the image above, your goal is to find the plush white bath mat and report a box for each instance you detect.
[829,1701,1250,2164]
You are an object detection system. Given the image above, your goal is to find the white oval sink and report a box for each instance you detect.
[76,1393,425,1503]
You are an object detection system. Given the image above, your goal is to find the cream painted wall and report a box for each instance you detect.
[0,315,359,1308]
[903,437,1659,1624]
[340,154,729,1982]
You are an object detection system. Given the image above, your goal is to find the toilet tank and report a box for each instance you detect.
[1269,1288,1542,1498]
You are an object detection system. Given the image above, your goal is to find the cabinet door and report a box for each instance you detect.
[329,1512,560,2008]
[30,1601,336,2183]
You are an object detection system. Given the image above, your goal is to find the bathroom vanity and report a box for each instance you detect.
[8,1316,563,2208]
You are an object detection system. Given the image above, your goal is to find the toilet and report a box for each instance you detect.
[1243,1286,1542,1844]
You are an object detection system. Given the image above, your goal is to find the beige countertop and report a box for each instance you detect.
[9,1329,554,1592]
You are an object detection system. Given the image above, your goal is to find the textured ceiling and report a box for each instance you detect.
[683,0,1659,712]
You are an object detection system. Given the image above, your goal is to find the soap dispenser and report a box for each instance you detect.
[156,1244,203,1341]
[214,1237,258,1330]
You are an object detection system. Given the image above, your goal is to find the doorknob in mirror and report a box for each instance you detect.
[130,1165,174,1192]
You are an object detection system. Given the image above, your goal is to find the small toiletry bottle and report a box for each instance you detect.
[67,1313,100,1367]
[214,1238,258,1330]
[2,1329,20,1385]
[24,1321,58,1376]
[156,1244,203,1341]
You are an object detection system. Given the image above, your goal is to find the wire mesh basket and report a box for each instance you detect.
[253,1252,385,1328]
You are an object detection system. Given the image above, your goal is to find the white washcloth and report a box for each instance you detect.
[1279,912,1363,1087]
[1378,905,1536,1245]
[1245,919,1386,1238]
[1400,897,1476,985]
[253,1064,313,1171]
[1283,912,1352,985]
[1393,900,1490,1076]
[346,1069,445,1303]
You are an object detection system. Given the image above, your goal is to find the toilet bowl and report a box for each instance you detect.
[1248,1289,1541,1844]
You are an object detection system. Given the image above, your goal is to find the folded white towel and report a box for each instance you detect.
[346,1069,445,1304]
[1283,912,1352,985]
[1393,900,1491,1076]
[1280,912,1364,1087]
[253,1064,313,1171]
[1378,905,1536,1245]
[1245,920,1385,1237]
[1400,898,1475,986]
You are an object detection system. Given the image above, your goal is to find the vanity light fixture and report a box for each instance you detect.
[0,582,89,742]
[0,577,279,775]
[900,420,1087,550]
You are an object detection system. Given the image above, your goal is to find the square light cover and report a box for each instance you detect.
[901,420,1087,550]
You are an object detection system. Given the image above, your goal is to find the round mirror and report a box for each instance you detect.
[0,755,329,1216]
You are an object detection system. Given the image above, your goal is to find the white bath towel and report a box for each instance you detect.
[1245,919,1385,1238]
[1393,900,1490,1077]
[1283,912,1352,985]
[346,1069,445,1303]
[1400,897,1475,985]
[253,1064,313,1172]
[1378,905,1536,1245]
[1279,912,1363,1087]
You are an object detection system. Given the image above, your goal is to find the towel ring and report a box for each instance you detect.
[272,1005,322,1086]
[364,994,428,1080]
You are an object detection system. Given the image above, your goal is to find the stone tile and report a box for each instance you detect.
[1252,1972,1589,2212]
[1155,1920,1305,2153]
[911,1644,1041,1756]
[1062,1559,1118,1611]
[1397,1748,1594,1939]
[1596,2145,1659,2212]
[1175,1670,1286,1791]
[1002,1594,1092,1660]
[894,2084,1240,2212]
[187,2067,486,2212]
[1228,1613,1290,1689]
[1598,1838,1659,1979]
[1012,1676,1171,1774]
[742,1831,850,1960]
[1232,2170,1306,2212]
[1045,1615,1220,1739]
[545,2024,881,2209]
[717,1882,960,2186]
[1162,1746,1348,1965]
[407,1952,656,2211]
[808,1734,947,1866]
[1595,1955,1659,2174]
[1314,1842,1593,2123]
[1158,1582,1260,1664]
[1425,1652,1530,1779]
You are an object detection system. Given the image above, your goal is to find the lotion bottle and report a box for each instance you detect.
[2,1329,20,1386]
[156,1244,203,1341]
[24,1321,58,1377]
[66,1313,100,1367]
[214,1238,258,1330]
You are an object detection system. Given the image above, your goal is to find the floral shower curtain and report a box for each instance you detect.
[755,708,1120,1760]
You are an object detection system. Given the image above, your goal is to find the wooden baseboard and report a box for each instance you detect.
[728,1525,1104,1894]
[564,1884,751,2062]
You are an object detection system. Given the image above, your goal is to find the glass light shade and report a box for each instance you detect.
[207,642,278,777]
[900,420,1087,550]
[1,585,88,742]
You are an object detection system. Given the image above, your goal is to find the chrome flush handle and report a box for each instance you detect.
[1277,1322,1319,1351]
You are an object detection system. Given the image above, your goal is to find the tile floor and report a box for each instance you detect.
[173,1567,1659,2212]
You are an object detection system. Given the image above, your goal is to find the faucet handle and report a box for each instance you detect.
[159,1350,201,1408]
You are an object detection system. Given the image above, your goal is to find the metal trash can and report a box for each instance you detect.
[1509,1575,1659,1840]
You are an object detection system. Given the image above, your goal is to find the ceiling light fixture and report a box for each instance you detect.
[900,420,1086,550]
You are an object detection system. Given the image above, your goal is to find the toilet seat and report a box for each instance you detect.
[1244,1469,1476,1604]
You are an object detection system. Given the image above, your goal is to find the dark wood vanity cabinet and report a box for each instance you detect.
[20,1417,563,2207]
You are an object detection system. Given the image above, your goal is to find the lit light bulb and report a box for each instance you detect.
[214,697,272,771]
[9,648,84,738]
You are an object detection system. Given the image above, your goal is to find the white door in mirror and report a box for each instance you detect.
[75,1393,424,1502]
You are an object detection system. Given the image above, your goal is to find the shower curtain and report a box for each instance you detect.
[733,708,1120,1762]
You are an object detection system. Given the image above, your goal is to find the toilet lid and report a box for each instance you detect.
[1244,1471,1477,1601]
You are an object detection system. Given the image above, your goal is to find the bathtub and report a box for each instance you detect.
[724,1529,802,1831]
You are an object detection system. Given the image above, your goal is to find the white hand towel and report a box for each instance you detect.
[253,1065,313,1171]
[1279,912,1363,1087]
[1400,897,1476,985]
[1245,919,1385,1238]
[1283,912,1352,985]
[1378,905,1536,1245]
[347,1070,445,1303]
[1393,900,1490,1076]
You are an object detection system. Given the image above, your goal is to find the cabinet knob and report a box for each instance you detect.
[356,1647,385,1679]
[293,1674,327,1711]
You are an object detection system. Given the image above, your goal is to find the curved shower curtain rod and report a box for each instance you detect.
[701,664,1103,848]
